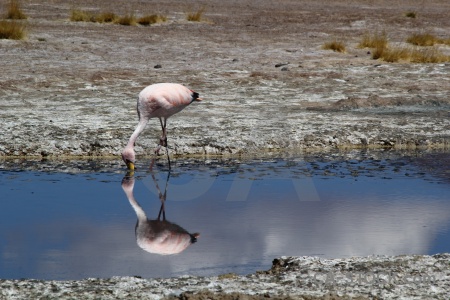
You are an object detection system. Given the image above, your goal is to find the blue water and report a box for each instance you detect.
[0,152,449,280]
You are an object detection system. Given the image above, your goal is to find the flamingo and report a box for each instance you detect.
[121,167,200,255]
[121,83,202,170]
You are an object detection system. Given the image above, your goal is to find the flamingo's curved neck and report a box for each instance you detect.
[126,118,149,149]
[123,187,147,221]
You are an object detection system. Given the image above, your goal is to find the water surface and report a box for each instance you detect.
[1,151,449,280]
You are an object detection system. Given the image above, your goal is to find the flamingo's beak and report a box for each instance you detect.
[126,161,135,171]
[195,97,203,101]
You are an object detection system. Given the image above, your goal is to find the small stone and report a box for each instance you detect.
[275,62,289,68]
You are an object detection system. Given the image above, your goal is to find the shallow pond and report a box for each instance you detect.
[1,151,449,280]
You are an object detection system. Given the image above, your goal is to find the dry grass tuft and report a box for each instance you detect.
[70,9,118,23]
[186,7,205,22]
[358,30,450,63]
[358,31,388,49]
[371,45,386,60]
[95,12,118,23]
[373,45,449,63]
[115,13,137,26]
[0,20,26,39]
[409,47,450,63]
[375,46,410,62]
[322,40,346,52]
[406,33,438,46]
[69,8,170,27]
[6,0,27,20]
[407,33,450,46]
[70,9,94,22]
[137,14,167,25]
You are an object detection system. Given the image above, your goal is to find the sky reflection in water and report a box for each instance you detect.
[0,154,449,280]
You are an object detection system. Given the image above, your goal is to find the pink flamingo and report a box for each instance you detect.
[121,171,200,255]
[121,83,202,170]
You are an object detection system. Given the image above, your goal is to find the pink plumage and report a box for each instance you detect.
[139,83,196,117]
[122,83,202,170]
[122,174,199,255]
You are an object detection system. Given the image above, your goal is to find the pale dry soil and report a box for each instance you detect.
[1,0,450,298]
[1,0,449,159]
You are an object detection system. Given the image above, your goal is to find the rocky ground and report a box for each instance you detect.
[1,0,450,298]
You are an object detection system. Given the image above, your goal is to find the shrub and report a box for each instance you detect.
[186,7,205,22]
[322,40,346,52]
[0,20,26,39]
[137,14,167,25]
[6,0,27,20]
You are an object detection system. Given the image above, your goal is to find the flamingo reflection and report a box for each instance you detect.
[121,167,199,255]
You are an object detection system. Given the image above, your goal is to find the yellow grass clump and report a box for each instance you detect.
[373,46,409,62]
[358,31,388,49]
[95,12,118,23]
[406,33,438,46]
[70,9,94,22]
[0,20,26,39]
[70,9,140,26]
[6,0,27,20]
[407,33,450,46]
[69,8,171,27]
[137,14,167,26]
[409,47,450,63]
[322,40,346,53]
[186,7,205,22]
[115,14,137,26]
[358,31,450,63]
[374,45,449,63]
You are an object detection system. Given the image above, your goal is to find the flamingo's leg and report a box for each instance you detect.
[155,118,171,169]
[157,201,166,221]
[161,118,171,169]
[154,118,166,155]
[151,165,170,221]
